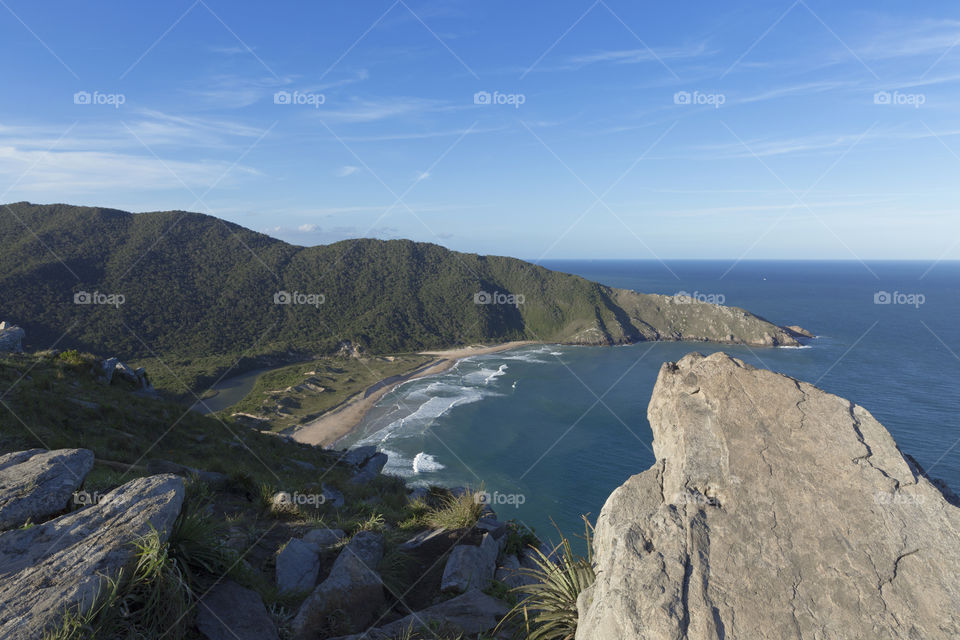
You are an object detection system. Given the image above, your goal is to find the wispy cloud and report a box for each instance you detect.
[335,165,360,177]
[316,97,453,123]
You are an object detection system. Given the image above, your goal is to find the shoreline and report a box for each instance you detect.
[288,341,538,448]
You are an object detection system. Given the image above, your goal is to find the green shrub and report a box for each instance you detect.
[424,488,485,530]
[498,517,595,640]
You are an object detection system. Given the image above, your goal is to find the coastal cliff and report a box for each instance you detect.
[577,352,960,639]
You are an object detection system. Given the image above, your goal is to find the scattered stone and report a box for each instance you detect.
[277,538,321,593]
[328,589,510,640]
[303,528,344,551]
[196,579,278,640]
[0,448,94,530]
[577,352,960,640]
[292,531,385,639]
[440,532,499,593]
[0,474,185,640]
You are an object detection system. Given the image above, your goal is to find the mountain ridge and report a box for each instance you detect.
[0,202,803,389]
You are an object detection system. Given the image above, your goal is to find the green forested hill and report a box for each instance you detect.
[0,202,799,386]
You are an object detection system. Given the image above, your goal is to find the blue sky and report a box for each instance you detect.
[1,0,959,260]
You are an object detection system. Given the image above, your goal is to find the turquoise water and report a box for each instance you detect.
[341,261,960,545]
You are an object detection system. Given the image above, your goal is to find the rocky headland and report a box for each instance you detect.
[577,352,960,639]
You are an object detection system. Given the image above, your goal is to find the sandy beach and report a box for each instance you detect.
[289,341,537,447]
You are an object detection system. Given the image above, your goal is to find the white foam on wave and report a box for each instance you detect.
[412,452,445,473]
[777,345,812,349]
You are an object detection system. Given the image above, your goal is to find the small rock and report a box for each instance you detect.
[441,532,499,593]
[303,528,344,551]
[277,538,321,593]
[196,579,278,640]
[340,445,377,468]
[327,589,510,640]
[349,452,388,485]
[321,483,345,508]
[0,322,25,353]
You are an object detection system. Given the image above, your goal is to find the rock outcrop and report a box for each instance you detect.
[0,321,25,352]
[577,352,960,640]
[0,448,94,530]
[0,474,185,640]
[608,290,802,347]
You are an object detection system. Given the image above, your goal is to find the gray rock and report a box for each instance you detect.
[101,357,153,390]
[0,321,25,353]
[303,527,345,550]
[786,324,816,338]
[399,527,448,552]
[349,452,388,485]
[495,553,533,589]
[441,532,499,593]
[292,531,385,639]
[0,448,95,530]
[322,483,345,508]
[328,589,510,640]
[577,352,960,640]
[196,579,278,640]
[476,516,508,540]
[277,538,321,593]
[340,445,378,468]
[0,474,185,640]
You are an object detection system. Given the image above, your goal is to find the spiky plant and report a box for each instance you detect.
[497,517,595,640]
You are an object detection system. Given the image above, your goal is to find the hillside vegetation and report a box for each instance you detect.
[0,202,799,394]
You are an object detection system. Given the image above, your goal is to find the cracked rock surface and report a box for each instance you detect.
[577,352,960,640]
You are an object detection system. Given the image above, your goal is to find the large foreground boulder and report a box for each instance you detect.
[0,448,94,530]
[440,532,499,593]
[0,474,185,640]
[577,352,960,640]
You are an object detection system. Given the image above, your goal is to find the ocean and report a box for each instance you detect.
[339,260,960,547]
